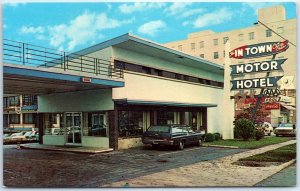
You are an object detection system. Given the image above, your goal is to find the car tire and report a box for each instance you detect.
[197,138,203,147]
[268,132,271,136]
[178,141,184,150]
[276,134,279,137]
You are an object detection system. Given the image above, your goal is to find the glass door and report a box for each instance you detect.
[66,112,82,144]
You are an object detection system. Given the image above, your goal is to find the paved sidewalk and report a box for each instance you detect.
[255,163,296,187]
[105,140,296,187]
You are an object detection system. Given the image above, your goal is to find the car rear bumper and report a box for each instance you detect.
[274,131,296,136]
[142,138,174,146]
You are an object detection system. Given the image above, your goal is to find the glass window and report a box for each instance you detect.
[213,39,218,46]
[23,95,38,106]
[3,97,9,108]
[9,96,20,107]
[3,115,9,128]
[214,52,219,59]
[44,113,64,135]
[142,66,151,74]
[238,34,244,41]
[223,50,226,57]
[9,114,20,124]
[172,126,183,133]
[191,43,195,50]
[249,32,254,40]
[223,37,229,44]
[23,113,36,124]
[88,114,107,137]
[199,41,204,48]
[157,111,174,125]
[118,111,143,137]
[200,54,204,58]
[266,29,272,37]
[147,126,170,133]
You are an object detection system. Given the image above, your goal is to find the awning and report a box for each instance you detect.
[281,104,296,111]
[113,99,217,108]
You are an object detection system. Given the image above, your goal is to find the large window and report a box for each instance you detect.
[238,34,244,41]
[157,111,174,125]
[23,113,36,124]
[44,113,64,135]
[213,39,218,46]
[249,32,254,40]
[9,96,20,107]
[3,97,9,108]
[191,43,195,50]
[118,111,143,137]
[88,113,107,137]
[199,41,204,48]
[223,37,229,44]
[22,95,38,106]
[266,29,272,37]
[200,54,204,58]
[9,114,20,124]
[214,52,219,59]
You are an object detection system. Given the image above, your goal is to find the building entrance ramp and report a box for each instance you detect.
[19,143,113,154]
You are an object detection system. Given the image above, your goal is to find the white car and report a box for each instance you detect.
[274,123,296,137]
[263,122,273,136]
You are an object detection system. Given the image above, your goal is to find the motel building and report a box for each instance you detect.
[3,34,226,150]
[163,5,296,126]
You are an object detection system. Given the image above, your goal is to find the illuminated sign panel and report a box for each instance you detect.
[229,41,289,59]
[231,76,283,90]
[230,59,286,75]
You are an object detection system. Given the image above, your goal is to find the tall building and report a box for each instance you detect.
[164,5,296,125]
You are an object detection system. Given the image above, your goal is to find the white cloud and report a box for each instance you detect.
[242,2,280,15]
[138,20,166,36]
[179,8,205,18]
[47,11,133,51]
[20,26,45,34]
[193,7,233,28]
[164,2,193,16]
[119,2,166,14]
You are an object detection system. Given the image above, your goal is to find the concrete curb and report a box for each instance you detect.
[19,145,113,154]
[203,144,239,149]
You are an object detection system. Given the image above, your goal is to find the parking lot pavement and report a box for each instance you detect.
[255,163,296,187]
[3,144,247,188]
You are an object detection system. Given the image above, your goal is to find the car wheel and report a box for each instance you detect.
[268,132,271,136]
[197,138,203,147]
[152,144,159,149]
[178,141,184,150]
[276,134,279,137]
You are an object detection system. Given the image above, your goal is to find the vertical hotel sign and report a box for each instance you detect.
[230,41,288,90]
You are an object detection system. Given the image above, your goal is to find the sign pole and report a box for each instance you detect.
[250,54,276,123]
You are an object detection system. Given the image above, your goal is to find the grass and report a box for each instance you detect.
[204,136,290,149]
[239,144,296,162]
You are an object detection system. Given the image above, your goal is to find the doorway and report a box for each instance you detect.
[66,112,82,144]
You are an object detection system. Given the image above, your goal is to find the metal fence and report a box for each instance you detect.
[3,39,123,79]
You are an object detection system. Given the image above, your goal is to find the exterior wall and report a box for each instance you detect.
[118,138,143,150]
[43,135,65,145]
[112,47,223,82]
[82,136,109,148]
[113,73,224,134]
[38,89,114,113]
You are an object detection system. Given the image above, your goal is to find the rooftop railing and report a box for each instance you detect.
[3,39,123,79]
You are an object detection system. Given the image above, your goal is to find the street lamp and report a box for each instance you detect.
[254,20,296,47]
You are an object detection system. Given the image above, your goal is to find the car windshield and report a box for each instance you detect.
[279,124,294,128]
[147,126,170,133]
[24,132,32,136]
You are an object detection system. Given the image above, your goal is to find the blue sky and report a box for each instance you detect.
[3,1,297,53]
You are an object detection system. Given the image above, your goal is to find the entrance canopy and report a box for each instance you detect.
[3,64,124,95]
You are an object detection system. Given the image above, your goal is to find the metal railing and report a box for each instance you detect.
[3,39,123,79]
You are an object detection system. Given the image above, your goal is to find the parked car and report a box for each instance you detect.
[10,132,27,140]
[263,122,273,136]
[142,124,204,150]
[274,123,296,137]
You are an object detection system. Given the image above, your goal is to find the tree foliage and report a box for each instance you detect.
[234,118,255,141]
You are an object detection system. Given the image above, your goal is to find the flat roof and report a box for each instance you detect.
[73,33,224,74]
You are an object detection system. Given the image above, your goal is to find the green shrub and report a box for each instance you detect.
[213,133,222,141]
[205,133,215,142]
[255,130,265,141]
[234,118,255,141]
